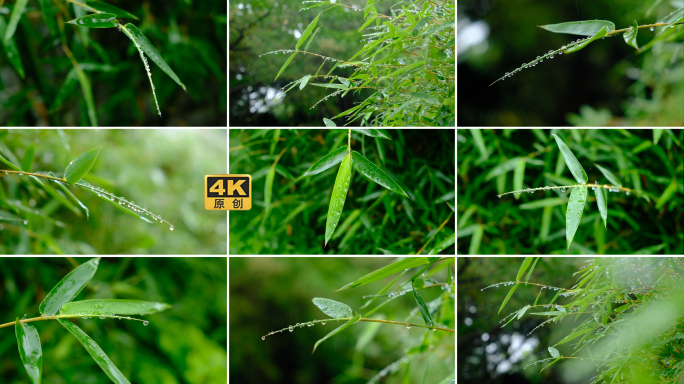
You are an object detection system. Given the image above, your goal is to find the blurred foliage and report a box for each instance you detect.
[230,257,454,384]
[0,257,227,384]
[457,129,684,254]
[0,0,226,126]
[457,0,684,126]
[0,129,227,254]
[229,129,455,254]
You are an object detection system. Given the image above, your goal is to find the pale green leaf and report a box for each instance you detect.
[299,74,311,90]
[4,0,29,45]
[551,134,587,183]
[595,185,608,229]
[516,258,534,281]
[539,20,615,36]
[566,185,587,249]
[64,146,102,185]
[274,52,298,82]
[548,346,560,358]
[520,198,567,210]
[40,258,100,316]
[563,26,608,54]
[336,257,430,291]
[312,298,353,319]
[325,154,352,246]
[67,13,118,28]
[623,20,639,51]
[15,319,42,384]
[513,158,526,200]
[351,129,391,140]
[323,117,336,127]
[59,300,170,316]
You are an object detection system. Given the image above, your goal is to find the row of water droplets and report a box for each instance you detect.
[72,180,174,231]
[261,319,333,340]
[58,311,149,326]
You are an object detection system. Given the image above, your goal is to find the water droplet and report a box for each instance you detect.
[262,336,265,340]
[322,322,326,325]
[406,324,411,329]
[23,220,28,225]
[143,321,149,326]
[505,72,510,76]
[432,328,437,332]
[562,45,566,49]
[170,226,174,231]
[289,326,294,332]
[100,316,105,319]
[650,27,654,31]
[626,191,630,196]
[498,194,502,198]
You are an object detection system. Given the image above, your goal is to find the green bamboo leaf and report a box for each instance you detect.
[37,0,58,36]
[39,258,100,316]
[274,52,298,82]
[485,158,520,180]
[297,146,348,180]
[469,224,483,254]
[67,13,118,28]
[498,283,519,315]
[520,198,567,210]
[418,19,455,36]
[517,305,531,320]
[264,165,275,212]
[386,60,425,79]
[296,13,321,50]
[513,158,526,200]
[0,15,25,78]
[538,20,615,36]
[541,357,561,373]
[49,172,89,220]
[566,185,587,249]
[50,68,78,111]
[312,298,353,319]
[428,233,455,255]
[359,15,377,32]
[73,66,98,126]
[529,311,565,316]
[21,144,35,172]
[525,257,539,282]
[325,153,352,246]
[656,7,684,36]
[594,163,622,187]
[350,128,391,140]
[516,257,534,281]
[303,26,321,52]
[412,281,434,327]
[595,185,608,229]
[85,0,138,20]
[124,24,186,91]
[57,319,130,384]
[4,0,29,45]
[564,26,608,54]
[59,300,170,316]
[548,346,560,358]
[623,20,639,51]
[312,314,360,354]
[655,178,678,209]
[555,327,593,346]
[653,129,663,145]
[15,319,42,384]
[351,150,408,198]
[64,146,102,185]
[323,117,336,127]
[471,129,489,161]
[299,74,311,90]
[551,134,587,184]
[310,83,349,89]
[336,257,430,291]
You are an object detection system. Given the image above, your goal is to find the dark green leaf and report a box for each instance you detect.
[39,258,100,316]
[67,13,118,28]
[21,144,35,172]
[595,185,607,229]
[124,24,186,91]
[594,163,622,187]
[325,153,352,246]
[296,13,321,50]
[57,319,130,384]
[566,185,587,249]
[64,146,102,185]
[312,314,360,353]
[655,179,678,209]
[336,257,431,291]
[59,300,170,316]
[351,151,408,198]
[623,20,639,51]
[0,15,25,78]
[351,128,391,140]
[498,283,519,315]
[412,281,434,327]
[312,298,353,319]
[37,0,58,36]
[274,52,298,82]
[297,146,348,180]
[85,0,138,20]
[563,26,608,54]
[74,67,98,126]
[551,134,587,183]
[428,233,454,255]
[50,68,78,111]
[15,319,42,384]
[4,0,29,45]
[539,20,615,36]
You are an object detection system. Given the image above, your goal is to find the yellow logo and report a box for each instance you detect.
[205,175,251,210]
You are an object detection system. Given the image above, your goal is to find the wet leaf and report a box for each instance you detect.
[296,13,321,50]
[564,26,608,54]
[623,20,639,51]
[124,24,186,92]
[312,298,353,319]
[336,257,430,291]
[412,281,434,327]
[498,283,519,315]
[551,134,587,184]
[351,151,408,198]
[85,0,138,20]
[299,74,311,90]
[548,346,560,358]
[538,20,615,36]
[323,117,337,126]
[513,158,526,200]
[325,153,352,246]
[15,319,42,384]
[67,13,118,28]
[50,172,89,220]
[595,186,607,229]
[312,314,360,354]
[297,146,348,180]
[64,146,102,185]
[656,6,684,36]
[594,163,622,187]
[566,185,587,249]
[350,129,391,140]
[57,319,130,384]
[274,52,298,82]
[59,300,170,316]
[40,258,100,316]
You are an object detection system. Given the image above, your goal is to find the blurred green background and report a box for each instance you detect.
[0,129,227,254]
[0,257,227,384]
[457,0,684,126]
[229,0,403,126]
[229,129,455,254]
[457,129,684,254]
[229,257,454,384]
[0,0,226,126]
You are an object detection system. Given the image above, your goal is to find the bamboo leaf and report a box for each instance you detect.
[336,257,431,291]
[296,13,321,50]
[74,67,98,126]
[0,15,25,78]
[351,151,408,198]
[67,13,118,28]
[520,198,567,210]
[323,117,337,126]
[59,300,171,316]
[551,134,587,184]
[299,74,311,90]
[516,257,534,281]
[548,346,560,358]
[21,144,35,172]
[623,20,639,51]
[4,0,29,45]
[555,327,594,346]
[595,185,608,229]
[655,178,678,209]
[312,298,353,319]
[64,146,102,185]
[525,257,539,282]
[594,163,622,187]
[656,7,684,36]
[297,146,348,180]
[50,172,89,219]
[312,314,360,354]
[39,258,100,316]
[350,129,391,140]
[412,281,434,327]
[428,233,455,255]
[538,20,615,36]
[310,83,349,89]
[566,185,587,249]
[274,52,298,82]
[485,158,520,180]
[325,153,352,246]
[85,1,138,20]
[57,319,130,384]
[124,24,186,92]
[513,158,526,200]
[517,305,531,320]
[50,68,78,111]
[563,26,608,54]
[541,357,562,373]
[303,26,321,52]
[15,319,42,384]
[498,283,519,315]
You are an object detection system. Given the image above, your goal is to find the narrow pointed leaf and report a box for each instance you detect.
[124,24,186,91]
[655,179,678,209]
[311,83,348,89]
[37,0,58,36]
[566,185,587,249]
[59,300,170,316]
[85,1,138,20]
[351,151,408,198]
[57,319,130,384]
[15,319,42,384]
[275,52,298,82]
[49,172,89,220]
[595,186,608,229]
[517,305,531,320]
[412,282,434,327]
[312,298,353,319]
[297,146,348,180]
[513,158,526,200]
[0,15,25,78]
[656,7,684,36]
[516,257,534,281]
[296,13,320,50]
[563,26,608,54]
[64,146,102,185]
[428,233,455,255]
[74,67,98,126]
[312,314,360,354]
[50,68,78,111]
[551,134,587,184]
[21,144,35,172]
[299,74,311,90]
[39,258,100,315]
[594,163,622,187]
[351,129,391,140]
[325,154,352,246]
[4,0,29,45]
[499,283,519,315]
[525,257,539,282]
[336,257,430,291]
[303,26,321,52]
[67,13,118,28]
[538,20,615,36]
[623,20,639,51]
